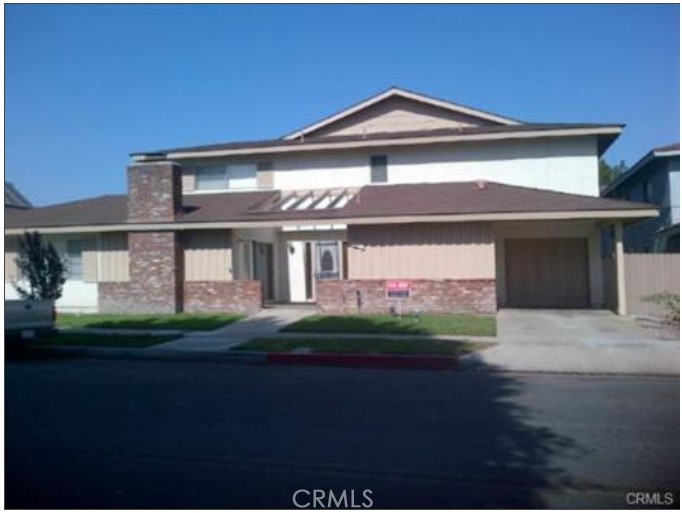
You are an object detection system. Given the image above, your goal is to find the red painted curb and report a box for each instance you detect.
[266,352,459,370]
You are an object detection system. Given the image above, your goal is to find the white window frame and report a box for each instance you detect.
[195,164,257,191]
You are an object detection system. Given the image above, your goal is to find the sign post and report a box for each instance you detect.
[386,280,411,318]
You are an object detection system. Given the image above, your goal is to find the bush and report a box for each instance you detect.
[14,231,67,300]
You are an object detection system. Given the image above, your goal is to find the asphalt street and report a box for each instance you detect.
[5,357,680,509]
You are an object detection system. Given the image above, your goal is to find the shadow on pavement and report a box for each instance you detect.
[2,357,610,508]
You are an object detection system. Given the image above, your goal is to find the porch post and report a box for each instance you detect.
[614,221,627,316]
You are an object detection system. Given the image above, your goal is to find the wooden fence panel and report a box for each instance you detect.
[605,254,680,317]
[624,253,679,318]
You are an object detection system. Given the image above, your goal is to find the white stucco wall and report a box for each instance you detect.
[5,281,98,313]
[270,136,599,196]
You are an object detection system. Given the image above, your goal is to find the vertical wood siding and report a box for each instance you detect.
[183,230,233,281]
[602,253,680,317]
[99,233,130,282]
[626,254,679,317]
[348,223,495,280]
[82,239,98,282]
[310,96,493,138]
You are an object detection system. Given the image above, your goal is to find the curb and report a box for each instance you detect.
[8,345,267,366]
[10,344,458,370]
[8,345,678,377]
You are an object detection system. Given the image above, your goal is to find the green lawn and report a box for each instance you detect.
[57,313,245,331]
[18,332,177,348]
[282,314,496,337]
[233,337,492,356]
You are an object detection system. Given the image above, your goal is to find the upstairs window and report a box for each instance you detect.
[195,164,257,191]
[370,155,388,183]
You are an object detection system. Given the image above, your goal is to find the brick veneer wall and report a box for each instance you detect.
[99,232,183,314]
[127,162,182,222]
[315,279,497,315]
[184,281,262,314]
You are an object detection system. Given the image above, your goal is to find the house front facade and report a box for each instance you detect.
[5,87,657,315]
[602,143,680,253]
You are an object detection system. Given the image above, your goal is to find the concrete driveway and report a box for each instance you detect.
[461,309,680,375]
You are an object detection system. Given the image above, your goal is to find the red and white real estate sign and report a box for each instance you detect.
[386,280,411,299]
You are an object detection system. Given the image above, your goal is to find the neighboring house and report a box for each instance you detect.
[4,87,657,314]
[5,182,31,209]
[602,143,680,253]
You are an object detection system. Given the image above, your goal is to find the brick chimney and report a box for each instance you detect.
[123,162,184,313]
[127,162,182,222]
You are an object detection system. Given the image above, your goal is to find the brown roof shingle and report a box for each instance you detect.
[5,181,655,231]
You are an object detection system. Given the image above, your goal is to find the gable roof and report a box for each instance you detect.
[281,86,522,140]
[602,142,680,197]
[5,182,31,209]
[5,181,656,233]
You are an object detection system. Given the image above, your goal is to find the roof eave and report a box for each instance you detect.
[4,207,659,235]
[148,126,623,161]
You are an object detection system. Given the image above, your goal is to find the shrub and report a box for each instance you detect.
[14,231,67,301]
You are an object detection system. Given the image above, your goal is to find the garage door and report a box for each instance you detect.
[505,238,590,308]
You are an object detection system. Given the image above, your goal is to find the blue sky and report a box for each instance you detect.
[6,4,680,206]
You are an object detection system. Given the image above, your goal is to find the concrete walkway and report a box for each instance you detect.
[461,310,680,375]
[154,306,316,352]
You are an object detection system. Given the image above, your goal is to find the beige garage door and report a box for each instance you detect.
[505,238,590,308]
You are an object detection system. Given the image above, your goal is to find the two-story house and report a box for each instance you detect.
[602,143,679,253]
[5,87,656,315]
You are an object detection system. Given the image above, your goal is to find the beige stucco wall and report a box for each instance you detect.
[183,230,233,281]
[347,222,495,280]
[494,220,604,307]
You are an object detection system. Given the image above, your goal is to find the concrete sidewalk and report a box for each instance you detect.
[153,307,316,352]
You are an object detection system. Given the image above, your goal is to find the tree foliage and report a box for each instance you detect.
[14,231,67,301]
[599,158,628,188]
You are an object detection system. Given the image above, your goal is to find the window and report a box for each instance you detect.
[195,164,257,190]
[66,240,83,280]
[370,155,388,183]
[315,241,340,280]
